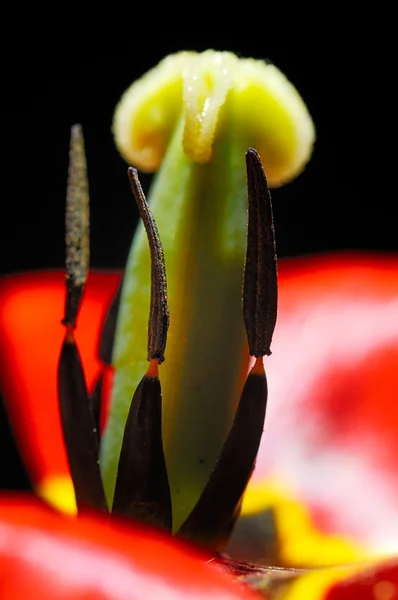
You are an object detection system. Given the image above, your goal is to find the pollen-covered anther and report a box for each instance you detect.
[58,125,107,513]
[127,167,169,364]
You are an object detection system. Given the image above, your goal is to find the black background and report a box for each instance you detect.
[1,28,395,491]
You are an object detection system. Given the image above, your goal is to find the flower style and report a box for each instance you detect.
[1,50,398,599]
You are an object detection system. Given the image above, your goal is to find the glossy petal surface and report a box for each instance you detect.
[0,495,257,599]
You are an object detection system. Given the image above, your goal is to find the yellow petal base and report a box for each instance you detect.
[242,479,367,568]
[36,475,77,516]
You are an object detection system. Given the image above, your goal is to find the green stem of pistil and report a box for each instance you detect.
[100,116,251,529]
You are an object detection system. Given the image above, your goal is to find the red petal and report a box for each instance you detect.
[0,271,120,488]
[326,560,398,600]
[0,495,257,599]
[253,252,398,551]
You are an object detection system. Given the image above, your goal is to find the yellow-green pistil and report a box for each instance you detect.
[100,50,315,529]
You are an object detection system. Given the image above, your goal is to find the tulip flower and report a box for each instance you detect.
[2,48,317,545]
[1,49,398,599]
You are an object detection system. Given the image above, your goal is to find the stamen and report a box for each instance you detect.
[127,167,169,363]
[58,125,107,512]
[243,147,278,358]
[177,149,277,549]
[112,169,172,530]
[62,124,90,328]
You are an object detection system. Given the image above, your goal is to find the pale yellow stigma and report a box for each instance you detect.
[112,50,315,186]
[113,52,187,172]
[181,50,237,163]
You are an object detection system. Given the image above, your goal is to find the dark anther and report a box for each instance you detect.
[112,169,172,531]
[243,148,278,358]
[127,167,169,364]
[177,149,277,549]
[58,125,107,512]
[62,124,90,328]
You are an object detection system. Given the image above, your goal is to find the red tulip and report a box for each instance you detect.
[0,495,258,599]
[3,49,397,598]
